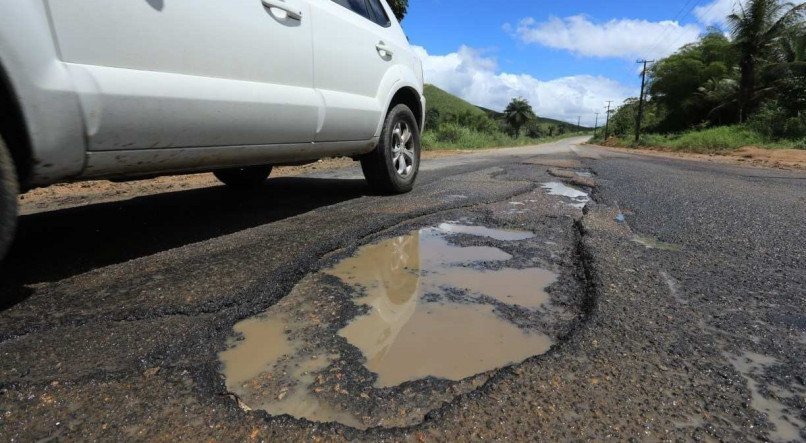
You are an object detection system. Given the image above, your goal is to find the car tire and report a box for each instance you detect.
[361,104,421,194]
[214,165,273,188]
[0,136,19,261]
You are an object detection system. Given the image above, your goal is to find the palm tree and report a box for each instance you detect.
[769,30,806,117]
[698,76,740,123]
[504,98,537,136]
[768,29,806,79]
[727,0,806,121]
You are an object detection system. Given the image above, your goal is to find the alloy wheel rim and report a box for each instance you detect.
[391,121,415,178]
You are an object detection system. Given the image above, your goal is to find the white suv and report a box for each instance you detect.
[0,0,425,259]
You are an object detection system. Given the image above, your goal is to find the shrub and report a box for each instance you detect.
[638,125,764,152]
[435,123,467,143]
[749,102,806,140]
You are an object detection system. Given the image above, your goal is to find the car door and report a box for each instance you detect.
[45,0,319,151]
[310,0,401,142]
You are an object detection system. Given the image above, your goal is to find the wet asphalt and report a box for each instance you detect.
[0,137,804,441]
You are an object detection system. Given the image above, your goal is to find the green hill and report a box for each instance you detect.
[423,84,487,118]
[423,84,590,131]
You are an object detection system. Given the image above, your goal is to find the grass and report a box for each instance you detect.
[595,125,805,153]
[423,127,590,151]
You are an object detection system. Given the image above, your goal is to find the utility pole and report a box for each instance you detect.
[635,59,654,143]
[594,112,600,137]
[604,101,613,139]
[577,116,581,132]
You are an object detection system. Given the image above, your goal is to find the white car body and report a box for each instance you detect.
[0,0,424,188]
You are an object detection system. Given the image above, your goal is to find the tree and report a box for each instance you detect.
[503,98,536,136]
[648,32,737,131]
[727,0,806,121]
[698,77,740,124]
[387,0,408,21]
[766,29,806,115]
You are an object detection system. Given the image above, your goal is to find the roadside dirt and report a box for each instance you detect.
[18,151,465,215]
[597,145,806,171]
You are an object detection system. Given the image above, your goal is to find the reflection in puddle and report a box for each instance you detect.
[341,303,551,387]
[727,352,805,442]
[330,224,554,387]
[220,223,555,427]
[436,222,536,241]
[632,235,682,251]
[541,182,590,208]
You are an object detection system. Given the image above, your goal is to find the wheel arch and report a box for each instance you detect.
[387,86,423,132]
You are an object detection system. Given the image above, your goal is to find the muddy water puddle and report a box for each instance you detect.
[220,223,557,428]
[727,351,806,441]
[541,182,590,209]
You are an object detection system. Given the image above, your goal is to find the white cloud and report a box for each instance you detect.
[512,15,702,60]
[694,0,748,26]
[413,45,636,127]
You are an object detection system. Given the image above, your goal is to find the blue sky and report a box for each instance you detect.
[399,0,741,125]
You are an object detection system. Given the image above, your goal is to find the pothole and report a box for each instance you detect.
[541,182,591,209]
[218,221,579,429]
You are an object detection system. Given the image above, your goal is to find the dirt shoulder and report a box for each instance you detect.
[591,144,806,171]
[19,151,466,215]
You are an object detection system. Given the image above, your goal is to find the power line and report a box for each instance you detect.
[646,0,701,54]
[646,0,710,58]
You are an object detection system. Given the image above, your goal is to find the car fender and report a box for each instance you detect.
[374,63,424,138]
[0,0,86,185]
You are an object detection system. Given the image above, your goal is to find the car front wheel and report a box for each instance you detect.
[361,104,421,194]
[214,165,273,188]
[0,135,19,261]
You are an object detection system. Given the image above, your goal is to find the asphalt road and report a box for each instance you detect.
[0,137,804,441]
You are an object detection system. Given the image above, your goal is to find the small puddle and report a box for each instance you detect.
[219,317,366,428]
[541,182,590,209]
[726,351,806,442]
[436,222,536,241]
[632,235,682,251]
[219,223,556,428]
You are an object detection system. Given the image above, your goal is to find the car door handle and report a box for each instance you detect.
[376,42,394,58]
[261,0,303,20]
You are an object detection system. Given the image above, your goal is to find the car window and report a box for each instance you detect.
[331,0,370,20]
[366,0,391,27]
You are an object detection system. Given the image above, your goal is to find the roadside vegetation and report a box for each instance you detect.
[594,0,805,152]
[422,85,589,150]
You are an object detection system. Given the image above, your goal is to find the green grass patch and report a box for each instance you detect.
[423,125,589,150]
[595,126,805,153]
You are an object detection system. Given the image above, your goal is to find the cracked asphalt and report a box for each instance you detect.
[0,137,804,441]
